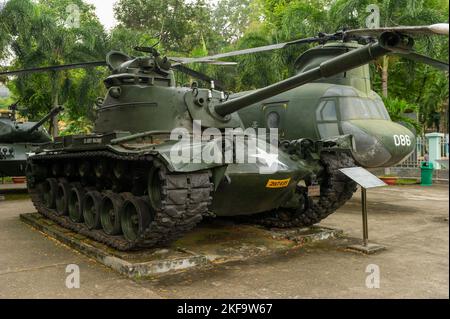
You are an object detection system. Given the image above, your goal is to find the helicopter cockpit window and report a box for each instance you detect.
[339,97,390,120]
[316,100,340,138]
[375,99,391,120]
[316,100,337,121]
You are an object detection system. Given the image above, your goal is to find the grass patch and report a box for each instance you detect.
[396,178,419,185]
[0,193,30,201]
[0,177,13,183]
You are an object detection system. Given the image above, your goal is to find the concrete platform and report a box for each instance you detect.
[347,242,386,254]
[20,213,343,279]
[0,182,27,191]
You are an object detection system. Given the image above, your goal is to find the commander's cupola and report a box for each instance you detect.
[103,47,175,88]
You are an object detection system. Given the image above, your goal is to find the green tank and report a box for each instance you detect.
[0,103,62,177]
[24,33,413,250]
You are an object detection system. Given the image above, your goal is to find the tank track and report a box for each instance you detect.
[27,151,213,251]
[247,152,357,228]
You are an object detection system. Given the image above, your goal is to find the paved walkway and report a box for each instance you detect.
[0,185,448,298]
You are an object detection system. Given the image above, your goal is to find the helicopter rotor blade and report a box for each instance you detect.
[198,61,238,66]
[168,36,322,65]
[170,43,287,64]
[394,51,449,72]
[344,23,449,37]
[0,61,106,77]
[172,23,448,65]
[172,64,226,91]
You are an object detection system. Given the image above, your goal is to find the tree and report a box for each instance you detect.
[114,0,218,54]
[211,0,255,45]
[383,96,422,134]
[0,0,108,135]
[329,0,447,98]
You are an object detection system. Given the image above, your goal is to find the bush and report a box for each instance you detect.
[382,97,422,135]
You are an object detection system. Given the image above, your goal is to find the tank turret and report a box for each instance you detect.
[0,105,62,177]
[0,105,62,143]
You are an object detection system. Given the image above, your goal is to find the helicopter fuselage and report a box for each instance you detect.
[236,42,416,168]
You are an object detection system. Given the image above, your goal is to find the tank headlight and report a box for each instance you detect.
[109,87,122,98]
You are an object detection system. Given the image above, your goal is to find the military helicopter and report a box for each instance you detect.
[0,24,448,250]
[0,101,62,177]
[174,24,449,169]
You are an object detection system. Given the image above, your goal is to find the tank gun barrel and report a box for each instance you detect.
[214,32,409,117]
[27,106,63,133]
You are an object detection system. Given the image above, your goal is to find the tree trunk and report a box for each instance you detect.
[381,55,389,98]
[51,92,59,137]
[49,73,59,138]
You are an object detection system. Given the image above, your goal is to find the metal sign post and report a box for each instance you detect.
[361,187,369,246]
[339,167,387,254]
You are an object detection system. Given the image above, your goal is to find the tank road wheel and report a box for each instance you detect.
[68,183,85,223]
[94,160,108,178]
[27,152,213,251]
[40,178,58,209]
[113,161,128,180]
[55,178,71,216]
[295,152,357,226]
[100,191,123,235]
[147,166,163,211]
[83,191,103,229]
[64,162,75,178]
[26,163,46,188]
[51,162,63,177]
[120,195,152,242]
[78,161,91,178]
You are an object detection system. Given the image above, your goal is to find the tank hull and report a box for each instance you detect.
[26,132,311,249]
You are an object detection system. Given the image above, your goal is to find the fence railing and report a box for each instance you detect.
[396,134,449,168]
[441,135,449,159]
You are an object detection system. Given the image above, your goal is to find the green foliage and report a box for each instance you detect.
[108,26,158,55]
[0,96,14,109]
[0,0,108,132]
[382,96,422,134]
[114,0,220,54]
[1,0,448,135]
[59,115,93,135]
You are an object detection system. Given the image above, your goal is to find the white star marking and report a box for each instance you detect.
[250,148,287,169]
